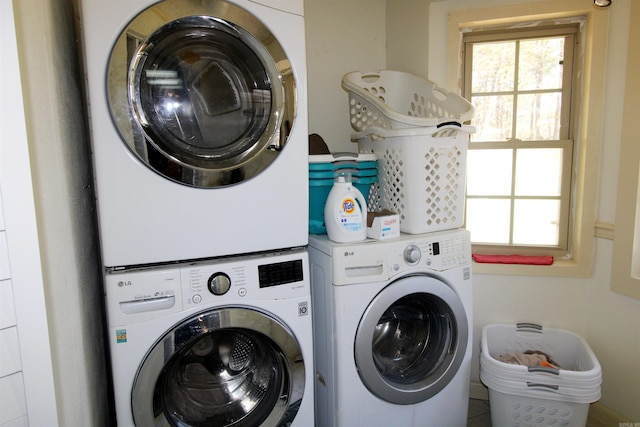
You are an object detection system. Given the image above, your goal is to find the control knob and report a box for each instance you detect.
[403,244,421,265]
[208,273,231,296]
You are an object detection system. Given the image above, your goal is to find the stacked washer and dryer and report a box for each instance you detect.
[308,71,476,426]
[78,0,313,426]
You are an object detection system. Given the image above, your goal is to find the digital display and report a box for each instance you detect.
[258,259,304,288]
[432,242,440,255]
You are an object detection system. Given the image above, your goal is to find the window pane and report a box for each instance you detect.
[513,199,560,245]
[515,92,562,140]
[518,38,565,91]
[466,198,511,244]
[515,148,563,196]
[470,95,514,142]
[467,149,513,196]
[472,41,515,93]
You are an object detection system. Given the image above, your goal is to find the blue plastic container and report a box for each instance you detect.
[309,167,378,180]
[308,153,377,171]
[308,153,378,234]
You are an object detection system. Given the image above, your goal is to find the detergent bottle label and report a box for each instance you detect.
[337,197,363,232]
[324,174,367,242]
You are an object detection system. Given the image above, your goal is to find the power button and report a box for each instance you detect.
[403,245,421,265]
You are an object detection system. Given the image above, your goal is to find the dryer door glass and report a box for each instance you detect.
[107,0,295,188]
[354,275,469,404]
[131,308,306,426]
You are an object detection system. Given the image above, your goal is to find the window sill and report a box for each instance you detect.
[472,257,591,277]
[471,222,614,277]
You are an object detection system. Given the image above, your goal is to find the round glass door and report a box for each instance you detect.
[107,0,296,187]
[132,307,306,426]
[354,274,468,404]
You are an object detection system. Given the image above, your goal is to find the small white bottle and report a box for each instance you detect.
[324,173,367,243]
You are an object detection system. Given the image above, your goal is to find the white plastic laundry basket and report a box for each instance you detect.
[481,323,602,387]
[354,124,473,234]
[342,70,474,132]
[480,323,602,427]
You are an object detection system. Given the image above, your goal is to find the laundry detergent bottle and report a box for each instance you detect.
[324,173,367,242]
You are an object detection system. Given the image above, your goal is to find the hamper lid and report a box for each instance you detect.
[308,152,377,163]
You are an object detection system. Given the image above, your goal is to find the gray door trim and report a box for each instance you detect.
[131,306,306,426]
[354,274,468,404]
[107,0,296,187]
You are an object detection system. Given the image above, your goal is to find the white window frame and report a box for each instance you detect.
[462,24,579,257]
[444,1,609,277]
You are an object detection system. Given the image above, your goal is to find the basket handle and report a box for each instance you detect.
[516,322,543,333]
[527,366,560,375]
[432,86,450,101]
[437,121,462,128]
[351,124,475,141]
[330,152,361,162]
[526,382,560,392]
[358,72,382,83]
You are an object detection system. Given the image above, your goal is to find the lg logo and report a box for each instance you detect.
[117,280,132,287]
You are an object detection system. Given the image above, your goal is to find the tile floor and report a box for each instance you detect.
[466,399,608,427]
[467,399,492,427]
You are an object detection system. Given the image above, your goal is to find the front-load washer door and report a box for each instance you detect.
[354,274,469,405]
[107,0,296,187]
[131,307,306,426]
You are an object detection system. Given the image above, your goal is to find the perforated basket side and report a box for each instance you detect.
[488,388,590,427]
[357,130,468,234]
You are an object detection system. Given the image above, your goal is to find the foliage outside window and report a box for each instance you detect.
[462,23,581,258]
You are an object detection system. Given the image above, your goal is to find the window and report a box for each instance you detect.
[441,1,609,276]
[462,23,580,258]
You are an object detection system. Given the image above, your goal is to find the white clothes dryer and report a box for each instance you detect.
[78,0,308,267]
[105,248,313,426]
[308,229,473,427]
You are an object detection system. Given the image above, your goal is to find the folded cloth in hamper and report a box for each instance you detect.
[496,351,561,369]
[472,254,554,265]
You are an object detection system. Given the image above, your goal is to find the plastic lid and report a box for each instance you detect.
[309,152,377,163]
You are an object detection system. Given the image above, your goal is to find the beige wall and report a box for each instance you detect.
[386,0,431,77]
[304,0,386,151]
[13,0,109,424]
[305,0,640,420]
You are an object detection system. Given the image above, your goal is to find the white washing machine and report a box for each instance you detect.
[308,229,473,427]
[78,0,308,268]
[105,248,314,426]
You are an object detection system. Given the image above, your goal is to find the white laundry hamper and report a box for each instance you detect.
[480,323,602,427]
[343,70,475,234]
[341,70,474,131]
[353,125,474,234]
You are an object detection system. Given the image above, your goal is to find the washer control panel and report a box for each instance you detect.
[401,231,471,271]
[181,253,308,309]
[403,244,421,265]
[105,249,309,326]
[207,272,231,296]
[318,229,471,286]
